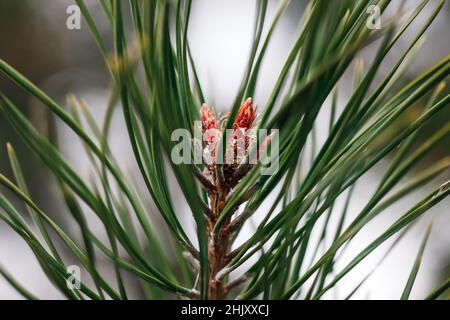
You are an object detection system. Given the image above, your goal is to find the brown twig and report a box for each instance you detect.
[192,164,216,191]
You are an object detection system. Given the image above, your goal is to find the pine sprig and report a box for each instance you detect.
[0,0,449,300]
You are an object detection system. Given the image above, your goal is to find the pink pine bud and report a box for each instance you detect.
[233,98,256,131]
[200,104,218,134]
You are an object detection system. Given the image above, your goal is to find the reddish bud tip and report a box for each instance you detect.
[233,97,256,130]
[200,104,218,133]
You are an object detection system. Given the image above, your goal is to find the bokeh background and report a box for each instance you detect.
[0,0,449,299]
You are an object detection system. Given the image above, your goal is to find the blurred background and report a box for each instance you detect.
[0,0,449,299]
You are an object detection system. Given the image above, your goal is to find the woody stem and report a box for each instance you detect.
[207,189,232,300]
